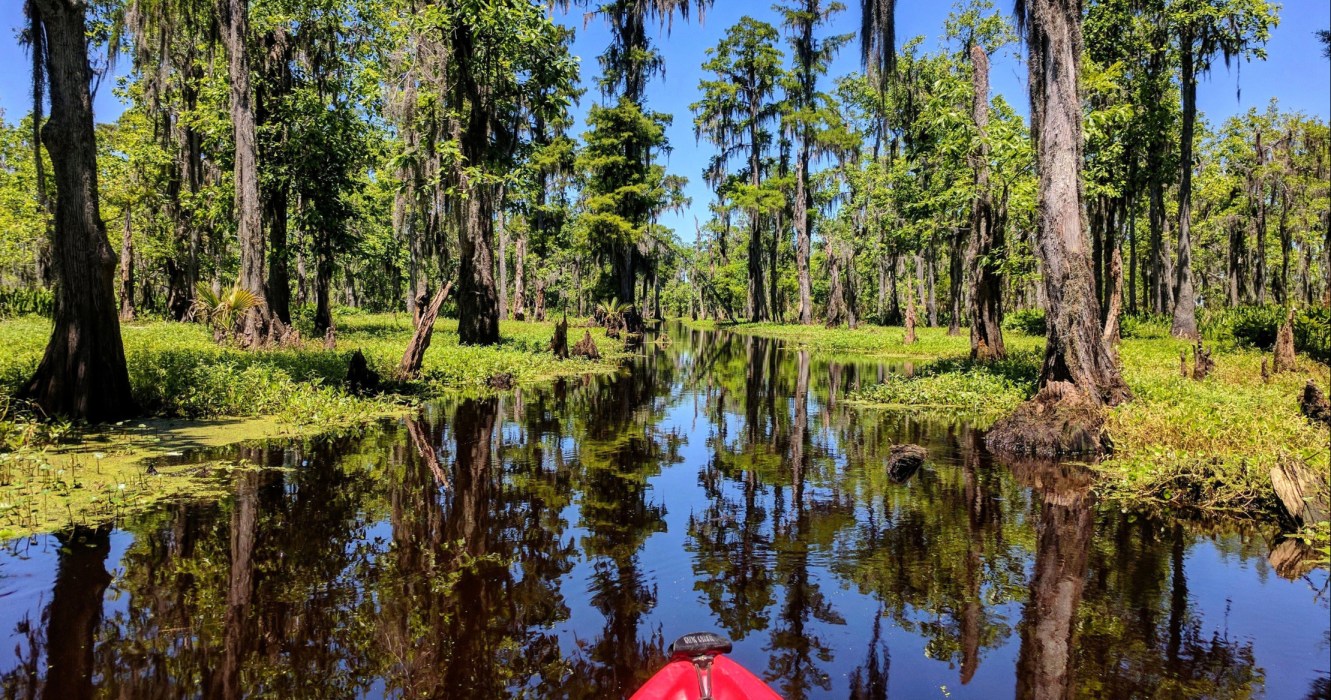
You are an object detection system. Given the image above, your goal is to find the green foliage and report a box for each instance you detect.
[1119,313,1172,339]
[192,282,263,338]
[1203,304,1331,362]
[849,350,1041,417]
[0,314,625,429]
[0,289,53,318]
[1002,307,1046,336]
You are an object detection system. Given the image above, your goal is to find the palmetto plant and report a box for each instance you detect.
[192,282,264,341]
[596,296,632,331]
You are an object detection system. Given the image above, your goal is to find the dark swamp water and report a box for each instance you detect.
[2,323,1328,699]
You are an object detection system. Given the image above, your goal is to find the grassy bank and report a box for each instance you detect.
[0,312,626,537]
[689,318,1330,530]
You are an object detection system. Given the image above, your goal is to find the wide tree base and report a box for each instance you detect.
[985,395,1111,457]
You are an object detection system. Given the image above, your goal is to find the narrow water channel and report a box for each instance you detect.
[2,322,1327,698]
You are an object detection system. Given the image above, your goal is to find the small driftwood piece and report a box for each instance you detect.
[887,444,927,484]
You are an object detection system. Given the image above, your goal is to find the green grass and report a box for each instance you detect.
[0,313,624,424]
[0,312,626,538]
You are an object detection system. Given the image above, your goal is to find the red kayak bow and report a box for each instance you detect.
[631,632,782,700]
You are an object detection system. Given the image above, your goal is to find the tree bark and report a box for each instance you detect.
[265,182,291,324]
[20,0,137,422]
[118,205,134,321]
[313,228,335,336]
[401,281,452,377]
[968,45,1005,361]
[1254,129,1270,304]
[453,24,500,345]
[497,188,508,320]
[1171,40,1199,338]
[796,140,813,323]
[512,234,527,320]
[987,0,1129,456]
[220,0,271,345]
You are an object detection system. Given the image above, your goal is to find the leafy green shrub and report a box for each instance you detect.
[1294,306,1330,364]
[849,349,1040,415]
[1204,304,1330,362]
[1003,308,1046,336]
[0,289,54,318]
[1119,313,1170,339]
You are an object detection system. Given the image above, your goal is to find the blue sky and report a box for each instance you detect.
[2,1,1328,241]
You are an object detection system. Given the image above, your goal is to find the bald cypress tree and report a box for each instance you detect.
[20,0,137,421]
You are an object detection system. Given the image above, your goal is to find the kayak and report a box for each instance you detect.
[632,632,782,700]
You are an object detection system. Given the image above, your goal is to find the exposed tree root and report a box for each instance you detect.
[985,393,1110,457]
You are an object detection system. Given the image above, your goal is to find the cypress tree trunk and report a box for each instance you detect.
[512,235,527,320]
[119,205,134,321]
[265,185,291,324]
[987,0,1130,457]
[1171,40,1199,338]
[1254,129,1268,304]
[948,227,964,335]
[747,115,768,322]
[21,0,137,422]
[313,231,334,336]
[796,141,813,323]
[968,45,1005,361]
[220,0,271,345]
[497,187,508,320]
[454,25,500,346]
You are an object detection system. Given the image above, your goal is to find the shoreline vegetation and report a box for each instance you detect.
[0,312,627,538]
[3,311,1327,556]
[677,316,1330,550]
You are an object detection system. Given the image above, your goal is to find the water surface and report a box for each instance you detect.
[2,323,1327,699]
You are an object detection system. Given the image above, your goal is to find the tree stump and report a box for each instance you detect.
[1272,307,1296,373]
[345,349,380,395]
[550,317,569,359]
[887,444,927,484]
[323,326,336,350]
[985,396,1109,457]
[572,331,600,360]
[1300,380,1331,428]
[488,372,514,390]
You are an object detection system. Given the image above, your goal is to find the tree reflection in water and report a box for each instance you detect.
[0,321,1323,698]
